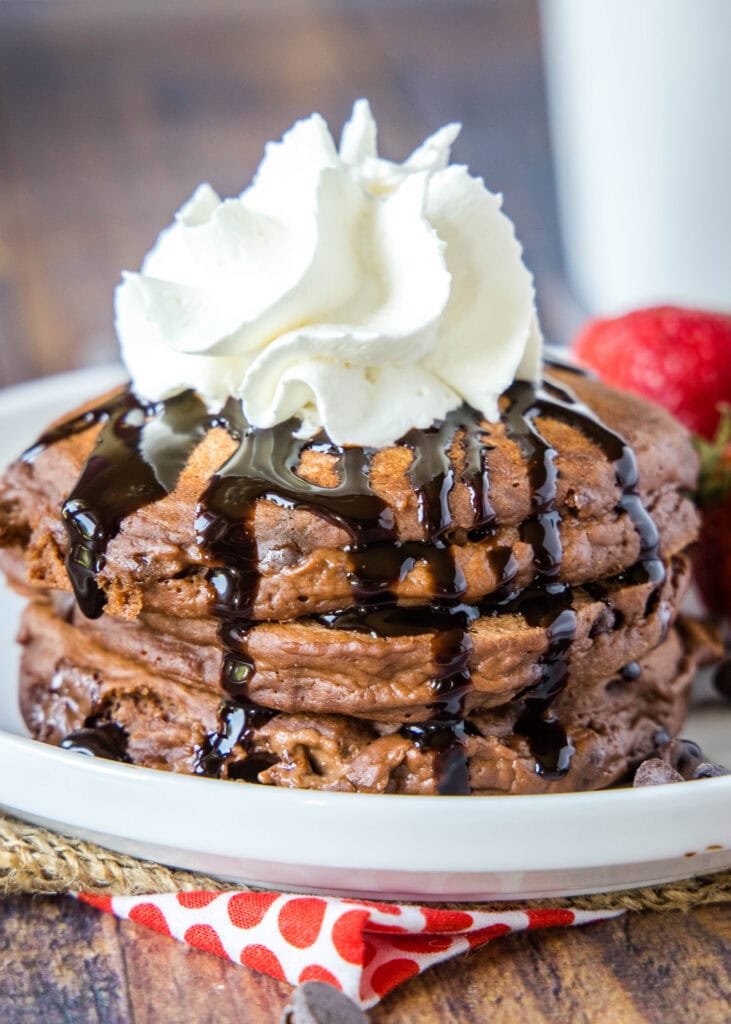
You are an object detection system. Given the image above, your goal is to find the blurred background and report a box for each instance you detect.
[1,0,729,390]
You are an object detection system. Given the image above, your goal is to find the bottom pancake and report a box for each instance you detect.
[17,599,716,795]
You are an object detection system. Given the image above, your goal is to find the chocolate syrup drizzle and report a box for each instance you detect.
[34,388,211,619]
[195,404,498,793]
[40,365,664,791]
[195,699,275,780]
[60,718,131,762]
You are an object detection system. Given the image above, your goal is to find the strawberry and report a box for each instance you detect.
[573,306,731,439]
[694,408,731,619]
[574,306,731,622]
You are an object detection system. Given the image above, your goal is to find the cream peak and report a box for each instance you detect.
[116,99,541,447]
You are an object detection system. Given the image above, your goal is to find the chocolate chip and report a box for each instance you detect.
[658,737,704,779]
[712,659,731,702]
[633,758,684,787]
[692,761,731,779]
[281,982,368,1024]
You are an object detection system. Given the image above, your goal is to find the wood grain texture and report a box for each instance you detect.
[0,897,729,1023]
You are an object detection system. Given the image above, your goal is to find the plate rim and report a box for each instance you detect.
[1,725,730,874]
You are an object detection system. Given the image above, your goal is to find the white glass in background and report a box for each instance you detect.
[540,0,731,315]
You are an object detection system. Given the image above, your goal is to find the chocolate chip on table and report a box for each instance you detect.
[693,761,731,779]
[281,982,369,1024]
[633,758,684,787]
[712,658,731,702]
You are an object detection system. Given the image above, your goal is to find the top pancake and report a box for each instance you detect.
[0,369,699,622]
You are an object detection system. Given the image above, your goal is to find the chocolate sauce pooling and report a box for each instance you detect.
[60,719,130,762]
[195,699,275,779]
[41,368,664,790]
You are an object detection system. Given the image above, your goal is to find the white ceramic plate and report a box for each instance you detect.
[0,367,729,902]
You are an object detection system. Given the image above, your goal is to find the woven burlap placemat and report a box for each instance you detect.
[0,813,729,913]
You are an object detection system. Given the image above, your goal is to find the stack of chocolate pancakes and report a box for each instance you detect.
[0,360,710,794]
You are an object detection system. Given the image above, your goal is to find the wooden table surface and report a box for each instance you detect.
[0,895,729,1023]
[0,2,728,1021]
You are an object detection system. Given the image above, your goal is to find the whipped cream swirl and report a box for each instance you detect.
[116,100,541,448]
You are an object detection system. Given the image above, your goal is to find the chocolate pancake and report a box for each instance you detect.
[0,371,697,623]
[58,555,689,722]
[18,597,715,795]
[1,357,706,795]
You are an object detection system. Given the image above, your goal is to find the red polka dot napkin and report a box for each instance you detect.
[78,890,621,1008]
